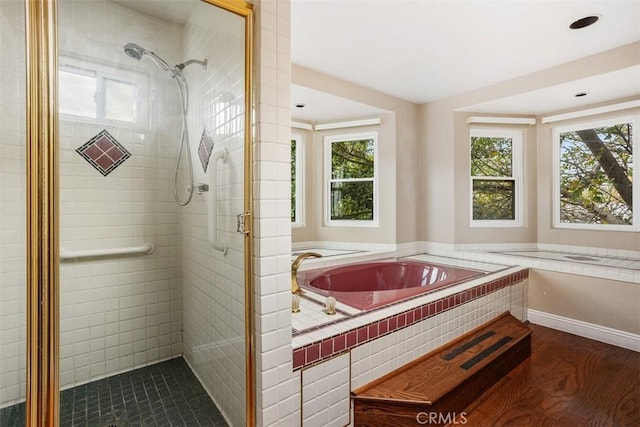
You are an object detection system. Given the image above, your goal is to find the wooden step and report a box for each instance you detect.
[351,312,532,426]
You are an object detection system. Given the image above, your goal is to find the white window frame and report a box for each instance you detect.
[291,133,304,228]
[552,115,639,231]
[324,131,378,227]
[469,128,524,228]
[59,55,150,130]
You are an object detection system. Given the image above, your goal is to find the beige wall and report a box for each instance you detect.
[292,66,419,244]
[529,269,640,334]
[292,43,639,250]
[418,99,456,243]
[418,42,640,250]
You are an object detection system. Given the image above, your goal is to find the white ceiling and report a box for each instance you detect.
[458,65,640,114]
[111,1,639,118]
[291,0,640,113]
[292,84,390,122]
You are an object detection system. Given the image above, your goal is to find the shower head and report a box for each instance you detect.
[123,42,172,72]
[124,42,146,61]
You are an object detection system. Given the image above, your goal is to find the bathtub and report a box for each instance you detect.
[299,259,486,310]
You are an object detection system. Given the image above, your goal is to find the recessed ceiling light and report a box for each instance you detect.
[295,103,306,108]
[575,92,588,97]
[569,15,599,29]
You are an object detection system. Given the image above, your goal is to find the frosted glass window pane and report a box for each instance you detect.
[105,79,137,122]
[59,69,96,118]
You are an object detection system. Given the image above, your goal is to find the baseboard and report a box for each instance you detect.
[528,309,640,352]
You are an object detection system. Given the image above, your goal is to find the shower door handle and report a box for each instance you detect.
[236,212,251,235]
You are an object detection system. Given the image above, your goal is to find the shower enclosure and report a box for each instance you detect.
[0,0,254,425]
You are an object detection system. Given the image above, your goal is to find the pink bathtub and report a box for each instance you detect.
[299,259,485,310]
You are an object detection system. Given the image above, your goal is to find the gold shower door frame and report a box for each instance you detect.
[23,0,255,425]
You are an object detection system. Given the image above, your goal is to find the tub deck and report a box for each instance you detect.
[291,254,528,371]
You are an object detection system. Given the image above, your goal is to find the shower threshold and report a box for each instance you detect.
[0,357,227,427]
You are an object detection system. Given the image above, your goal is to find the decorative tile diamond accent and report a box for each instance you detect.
[198,126,214,172]
[76,129,131,176]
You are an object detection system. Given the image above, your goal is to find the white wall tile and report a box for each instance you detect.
[178,3,248,426]
[56,0,183,396]
[302,354,350,427]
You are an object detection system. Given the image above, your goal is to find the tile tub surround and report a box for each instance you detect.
[292,255,527,370]
[293,280,528,427]
[490,250,640,271]
[428,242,640,284]
[292,248,364,258]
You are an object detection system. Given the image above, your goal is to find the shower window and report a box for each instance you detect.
[470,129,523,227]
[553,116,637,230]
[324,132,378,226]
[59,56,149,129]
[59,68,97,118]
[104,78,137,122]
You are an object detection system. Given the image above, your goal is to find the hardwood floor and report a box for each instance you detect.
[460,323,640,426]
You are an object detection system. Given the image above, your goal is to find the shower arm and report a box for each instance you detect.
[176,58,207,71]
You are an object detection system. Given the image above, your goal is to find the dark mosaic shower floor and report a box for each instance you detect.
[0,357,228,426]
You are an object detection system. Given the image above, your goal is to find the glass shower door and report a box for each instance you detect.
[0,0,252,424]
[0,0,27,424]
[55,0,252,425]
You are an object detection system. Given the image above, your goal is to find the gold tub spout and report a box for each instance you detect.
[291,252,322,295]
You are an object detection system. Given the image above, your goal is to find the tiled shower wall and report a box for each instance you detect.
[57,1,183,389]
[180,4,247,427]
[0,0,26,408]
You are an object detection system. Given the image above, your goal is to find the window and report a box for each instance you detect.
[59,56,149,129]
[470,129,523,226]
[325,132,377,226]
[553,117,637,230]
[291,134,304,226]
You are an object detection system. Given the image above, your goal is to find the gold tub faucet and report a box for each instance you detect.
[291,252,322,295]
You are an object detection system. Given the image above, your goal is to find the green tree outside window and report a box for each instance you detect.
[559,122,633,225]
[328,136,376,221]
[470,135,518,221]
[291,138,297,222]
